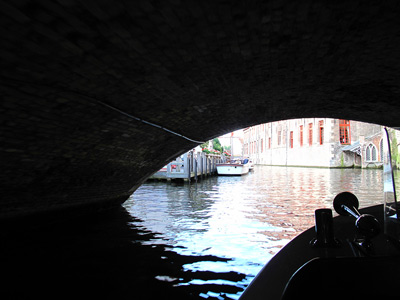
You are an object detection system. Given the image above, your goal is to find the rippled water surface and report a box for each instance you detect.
[124,166,399,299]
[3,166,397,299]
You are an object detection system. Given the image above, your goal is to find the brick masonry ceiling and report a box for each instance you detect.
[1,0,400,219]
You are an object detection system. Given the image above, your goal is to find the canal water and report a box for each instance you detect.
[123,166,397,299]
[2,166,398,299]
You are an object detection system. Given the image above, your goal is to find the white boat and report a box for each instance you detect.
[216,162,249,176]
[248,159,254,171]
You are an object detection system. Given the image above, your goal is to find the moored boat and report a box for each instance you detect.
[248,159,254,171]
[216,162,249,176]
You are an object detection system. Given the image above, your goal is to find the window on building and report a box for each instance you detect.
[339,120,351,144]
[380,139,383,162]
[319,120,324,145]
[282,130,286,145]
[299,125,303,147]
[261,139,264,152]
[366,144,377,162]
[309,123,313,146]
[268,137,271,149]
[278,131,281,145]
[290,131,293,148]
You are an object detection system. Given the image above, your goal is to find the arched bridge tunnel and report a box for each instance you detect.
[1,0,400,221]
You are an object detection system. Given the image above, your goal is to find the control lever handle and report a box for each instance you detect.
[333,192,380,238]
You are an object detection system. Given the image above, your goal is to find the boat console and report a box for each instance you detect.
[240,128,400,300]
[282,192,400,300]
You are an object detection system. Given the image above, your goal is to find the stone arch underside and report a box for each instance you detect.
[1,1,400,220]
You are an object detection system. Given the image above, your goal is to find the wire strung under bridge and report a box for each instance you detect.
[94,99,206,144]
[1,76,206,144]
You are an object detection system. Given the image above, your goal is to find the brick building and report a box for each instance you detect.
[243,119,385,168]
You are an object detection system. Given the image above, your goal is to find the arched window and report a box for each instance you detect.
[380,139,384,162]
[366,144,378,162]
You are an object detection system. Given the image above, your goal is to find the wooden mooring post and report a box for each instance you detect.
[149,151,225,182]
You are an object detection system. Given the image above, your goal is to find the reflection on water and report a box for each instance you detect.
[2,167,397,299]
[125,166,398,299]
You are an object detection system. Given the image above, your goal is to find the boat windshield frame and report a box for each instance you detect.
[382,127,400,240]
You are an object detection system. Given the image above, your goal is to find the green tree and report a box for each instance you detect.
[389,129,399,168]
[200,141,209,149]
[212,138,223,152]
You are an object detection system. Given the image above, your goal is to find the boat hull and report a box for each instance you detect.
[216,163,249,176]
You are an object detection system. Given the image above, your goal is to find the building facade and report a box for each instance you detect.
[243,118,385,168]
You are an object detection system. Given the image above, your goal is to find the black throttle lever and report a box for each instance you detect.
[333,192,381,238]
[333,192,380,254]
